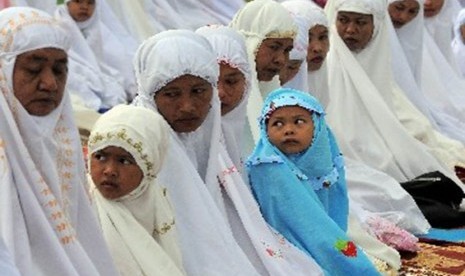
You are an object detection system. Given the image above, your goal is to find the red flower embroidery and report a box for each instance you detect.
[335,239,357,257]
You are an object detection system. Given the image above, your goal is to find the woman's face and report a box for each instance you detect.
[423,0,445,18]
[307,25,330,71]
[255,38,294,81]
[336,11,374,52]
[218,63,246,116]
[154,74,213,133]
[67,0,96,22]
[388,0,420,28]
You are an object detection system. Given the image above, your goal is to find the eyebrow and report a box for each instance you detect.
[225,72,242,78]
[27,54,68,64]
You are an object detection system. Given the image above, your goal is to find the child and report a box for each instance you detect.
[88,104,185,276]
[246,88,380,275]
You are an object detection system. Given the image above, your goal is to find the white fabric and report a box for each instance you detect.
[9,0,56,14]
[196,25,252,171]
[324,0,462,185]
[453,8,465,77]
[424,0,462,72]
[88,104,184,276]
[281,0,430,236]
[132,30,260,276]
[0,7,117,276]
[55,3,128,110]
[230,0,297,145]
[0,238,20,276]
[197,25,325,276]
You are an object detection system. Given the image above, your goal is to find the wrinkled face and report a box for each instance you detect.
[307,25,330,71]
[461,24,465,43]
[13,48,68,116]
[67,0,96,22]
[90,146,143,200]
[388,0,420,28]
[255,38,294,81]
[154,74,213,133]
[423,0,444,18]
[279,59,303,85]
[266,106,314,155]
[336,11,374,52]
[218,63,246,116]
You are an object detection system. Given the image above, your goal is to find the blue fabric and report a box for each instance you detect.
[246,88,380,276]
[419,228,465,242]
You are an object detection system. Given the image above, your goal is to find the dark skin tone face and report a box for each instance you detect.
[307,25,329,71]
[13,48,68,116]
[336,11,374,52]
[218,63,246,116]
[388,0,420,29]
[255,38,294,81]
[154,74,213,133]
[67,0,96,22]
[423,0,444,18]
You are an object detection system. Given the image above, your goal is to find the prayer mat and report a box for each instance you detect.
[419,228,465,243]
[400,240,465,275]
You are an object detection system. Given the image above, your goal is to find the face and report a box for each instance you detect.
[388,0,420,28]
[336,11,374,52]
[67,0,96,22]
[266,106,314,155]
[307,25,330,71]
[13,48,68,116]
[461,24,465,44]
[279,59,303,85]
[90,146,143,200]
[255,38,294,81]
[218,63,246,116]
[154,74,213,133]
[423,0,444,18]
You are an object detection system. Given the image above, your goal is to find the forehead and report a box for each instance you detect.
[96,145,132,156]
[161,74,211,88]
[262,37,293,46]
[391,0,420,8]
[337,11,373,21]
[16,47,67,63]
[269,105,312,117]
[219,63,243,75]
[309,25,328,34]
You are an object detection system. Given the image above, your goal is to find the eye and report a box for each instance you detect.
[225,78,239,86]
[284,46,293,54]
[119,157,133,165]
[337,16,348,24]
[192,87,207,94]
[26,67,41,76]
[268,44,280,51]
[159,90,180,98]
[295,118,306,125]
[53,64,68,77]
[319,34,328,41]
[271,120,283,127]
[93,152,105,161]
[395,5,405,11]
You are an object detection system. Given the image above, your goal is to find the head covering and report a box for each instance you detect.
[453,8,465,77]
[0,6,117,275]
[246,88,379,275]
[197,25,325,276]
[196,25,251,170]
[230,0,297,144]
[324,0,464,184]
[281,0,330,106]
[88,104,184,276]
[132,29,260,276]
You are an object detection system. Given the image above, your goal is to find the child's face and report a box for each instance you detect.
[336,11,374,52]
[67,0,96,22]
[279,59,303,85]
[154,74,213,133]
[388,0,420,29]
[307,25,329,71]
[90,146,143,200]
[266,106,314,154]
[423,0,444,18]
[218,63,246,116]
[255,38,294,81]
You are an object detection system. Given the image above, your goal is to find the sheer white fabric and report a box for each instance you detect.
[324,0,462,185]
[0,7,117,275]
[132,30,260,276]
[88,104,185,276]
[453,9,465,77]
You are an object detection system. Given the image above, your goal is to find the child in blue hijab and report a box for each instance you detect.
[246,88,380,275]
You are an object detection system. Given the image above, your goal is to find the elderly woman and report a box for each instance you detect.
[0,6,117,275]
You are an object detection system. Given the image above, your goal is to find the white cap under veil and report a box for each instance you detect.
[453,8,465,77]
[196,25,252,171]
[0,7,118,275]
[88,104,184,276]
[281,0,330,107]
[132,29,260,276]
[324,0,463,185]
[230,0,297,144]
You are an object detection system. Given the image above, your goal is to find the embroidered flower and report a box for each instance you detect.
[261,241,283,258]
[334,239,357,257]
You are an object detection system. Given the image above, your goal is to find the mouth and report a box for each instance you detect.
[282,139,299,145]
[100,181,118,189]
[310,56,324,64]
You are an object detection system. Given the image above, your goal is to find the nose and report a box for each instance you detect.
[178,95,196,113]
[284,125,295,136]
[424,0,432,6]
[38,68,58,92]
[310,41,323,53]
[103,162,118,178]
[345,22,357,35]
[273,51,288,68]
[218,83,227,100]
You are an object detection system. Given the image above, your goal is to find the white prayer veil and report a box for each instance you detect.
[197,24,325,276]
[281,0,330,106]
[196,25,252,171]
[424,0,462,71]
[0,7,117,275]
[230,0,297,144]
[324,0,461,184]
[132,29,259,276]
[453,8,465,77]
[88,104,184,276]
